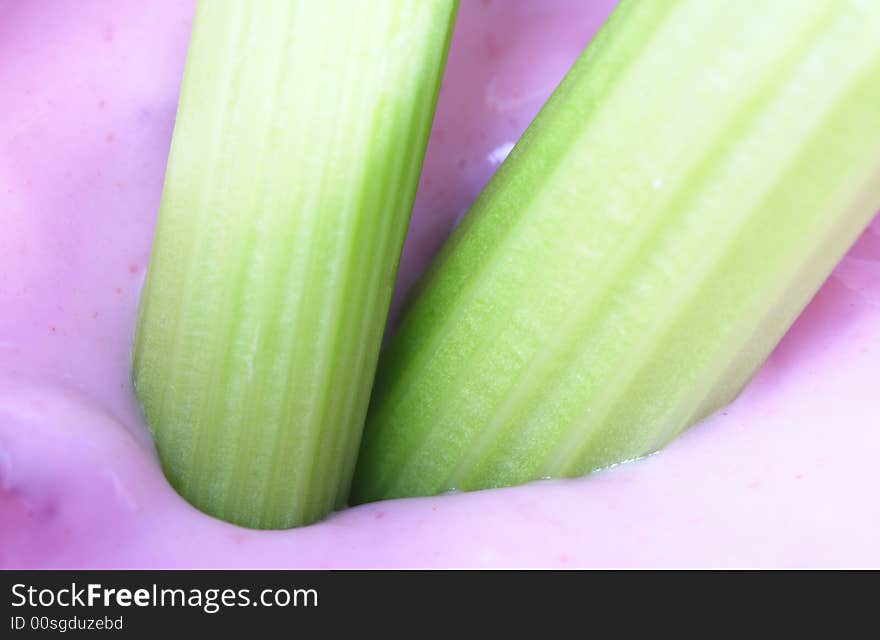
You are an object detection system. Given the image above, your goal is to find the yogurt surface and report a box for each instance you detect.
[1,0,878,568]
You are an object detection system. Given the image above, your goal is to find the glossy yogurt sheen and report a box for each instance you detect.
[1,0,878,568]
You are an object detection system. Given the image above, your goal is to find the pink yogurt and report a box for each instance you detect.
[1,0,878,568]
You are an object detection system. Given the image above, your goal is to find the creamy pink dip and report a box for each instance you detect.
[1,0,878,567]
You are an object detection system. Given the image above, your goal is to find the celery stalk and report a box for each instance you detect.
[351,0,880,503]
[133,0,457,528]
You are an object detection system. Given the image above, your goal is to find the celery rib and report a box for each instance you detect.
[484,0,864,483]
[134,0,457,528]
[450,0,845,489]
[351,0,880,503]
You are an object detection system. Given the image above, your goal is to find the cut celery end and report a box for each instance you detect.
[351,0,880,504]
[133,0,457,528]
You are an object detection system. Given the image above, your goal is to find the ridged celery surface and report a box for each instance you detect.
[352,0,880,503]
[133,0,457,528]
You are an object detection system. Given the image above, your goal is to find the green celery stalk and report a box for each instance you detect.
[351,0,880,503]
[134,0,457,528]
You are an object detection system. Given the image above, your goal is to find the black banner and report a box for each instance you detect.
[2,569,862,634]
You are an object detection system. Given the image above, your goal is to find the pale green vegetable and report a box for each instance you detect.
[134,0,457,528]
[352,0,880,503]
